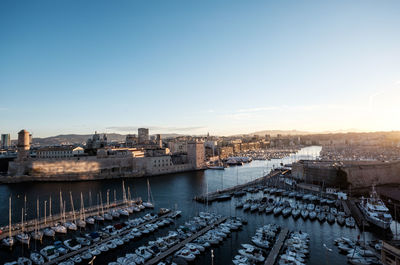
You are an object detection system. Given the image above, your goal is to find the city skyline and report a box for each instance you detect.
[1,0,400,137]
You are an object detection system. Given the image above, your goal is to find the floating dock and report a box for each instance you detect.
[145,216,228,265]
[44,210,176,265]
[264,228,289,265]
[0,199,139,240]
[344,199,370,229]
[194,170,282,203]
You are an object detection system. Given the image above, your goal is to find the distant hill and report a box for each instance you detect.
[248,130,313,137]
[31,133,185,146]
[248,129,369,137]
[32,134,125,146]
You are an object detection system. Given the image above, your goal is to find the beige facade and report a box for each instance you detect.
[187,141,206,169]
[17,129,30,161]
[168,142,187,154]
[37,146,84,159]
[7,142,206,181]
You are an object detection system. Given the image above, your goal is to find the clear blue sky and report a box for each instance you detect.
[1,0,400,138]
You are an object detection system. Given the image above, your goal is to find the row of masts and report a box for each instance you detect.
[2,180,148,241]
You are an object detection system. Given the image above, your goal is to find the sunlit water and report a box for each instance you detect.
[0,146,389,264]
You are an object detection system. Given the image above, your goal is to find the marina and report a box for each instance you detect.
[45,209,179,265]
[0,198,139,241]
[0,146,397,265]
[264,228,288,265]
[145,216,228,265]
[3,1,400,263]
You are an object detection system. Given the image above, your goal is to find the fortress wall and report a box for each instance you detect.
[6,157,143,182]
[4,155,200,183]
[292,160,400,188]
[343,161,400,188]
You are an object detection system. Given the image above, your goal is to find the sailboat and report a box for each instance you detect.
[51,192,67,234]
[2,196,14,247]
[142,179,154,208]
[118,181,130,216]
[85,192,95,224]
[31,199,44,241]
[110,190,120,218]
[44,197,55,237]
[16,208,31,245]
[103,191,113,221]
[93,194,104,222]
[75,192,86,228]
[61,191,77,231]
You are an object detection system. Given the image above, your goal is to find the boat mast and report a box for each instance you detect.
[24,194,27,228]
[127,187,131,206]
[89,190,92,207]
[8,196,12,240]
[21,207,24,234]
[100,192,104,216]
[49,196,52,221]
[147,179,153,204]
[59,190,63,220]
[122,181,127,205]
[70,191,76,223]
[80,192,85,221]
[36,198,39,235]
[97,194,100,216]
[107,190,110,210]
[44,200,47,225]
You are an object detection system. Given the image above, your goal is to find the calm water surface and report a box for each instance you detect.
[0,146,385,264]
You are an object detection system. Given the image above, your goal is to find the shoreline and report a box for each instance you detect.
[0,168,206,184]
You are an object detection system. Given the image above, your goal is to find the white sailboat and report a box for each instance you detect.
[31,199,44,241]
[142,179,154,208]
[44,196,55,237]
[52,192,67,234]
[2,196,14,248]
[77,192,87,228]
[62,191,76,231]
[16,208,31,245]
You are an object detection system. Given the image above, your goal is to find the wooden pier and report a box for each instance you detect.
[264,228,289,265]
[145,216,228,265]
[0,199,139,240]
[341,200,351,216]
[44,210,176,265]
[194,170,282,203]
[345,199,370,229]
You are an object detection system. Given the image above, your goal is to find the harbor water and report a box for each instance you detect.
[0,146,386,264]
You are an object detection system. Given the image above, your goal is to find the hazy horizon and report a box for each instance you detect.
[1,0,400,137]
[7,128,400,140]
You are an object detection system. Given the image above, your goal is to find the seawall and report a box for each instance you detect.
[2,156,205,184]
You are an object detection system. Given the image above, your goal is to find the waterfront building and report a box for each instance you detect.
[156,134,162,148]
[7,128,206,179]
[292,159,400,188]
[187,141,206,169]
[86,132,108,150]
[36,146,84,159]
[97,147,145,158]
[138,128,149,144]
[1,134,11,149]
[126,134,137,147]
[17,129,30,161]
[168,141,187,154]
[218,146,234,159]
